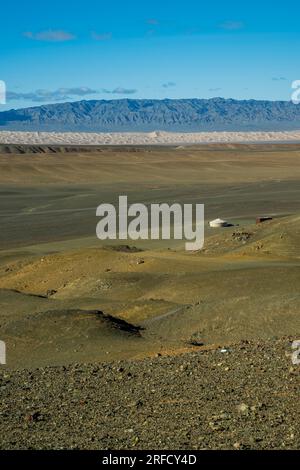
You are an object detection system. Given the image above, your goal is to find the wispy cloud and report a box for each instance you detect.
[146,29,157,37]
[219,21,245,31]
[7,84,138,103]
[209,87,222,92]
[145,18,160,36]
[23,30,76,42]
[91,31,112,41]
[162,82,176,89]
[102,87,137,95]
[7,87,97,103]
[146,18,159,25]
[272,77,287,81]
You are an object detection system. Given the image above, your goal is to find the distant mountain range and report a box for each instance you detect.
[1,98,300,132]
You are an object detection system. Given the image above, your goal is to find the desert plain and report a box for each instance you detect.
[0,142,299,449]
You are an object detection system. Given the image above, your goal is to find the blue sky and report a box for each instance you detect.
[1,0,300,110]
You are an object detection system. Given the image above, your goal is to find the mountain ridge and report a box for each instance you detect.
[1,97,300,132]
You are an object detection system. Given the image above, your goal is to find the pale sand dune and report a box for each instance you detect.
[1,129,300,145]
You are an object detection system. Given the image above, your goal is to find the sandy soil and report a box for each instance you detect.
[0,145,300,369]
[0,144,299,449]
[1,130,300,145]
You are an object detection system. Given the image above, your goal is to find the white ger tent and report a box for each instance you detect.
[209,218,229,228]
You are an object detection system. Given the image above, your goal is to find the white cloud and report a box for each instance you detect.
[272,77,287,81]
[146,19,159,25]
[7,87,97,103]
[162,82,176,88]
[23,30,76,42]
[91,32,112,41]
[219,21,245,31]
[102,87,137,95]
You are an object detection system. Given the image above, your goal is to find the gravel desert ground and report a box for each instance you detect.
[1,339,299,450]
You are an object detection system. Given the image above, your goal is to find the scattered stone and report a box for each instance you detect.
[237,403,249,415]
[232,232,252,242]
[46,289,57,297]
[189,332,204,346]
[26,411,43,423]
[233,442,241,449]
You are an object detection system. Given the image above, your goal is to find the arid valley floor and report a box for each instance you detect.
[0,143,299,449]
